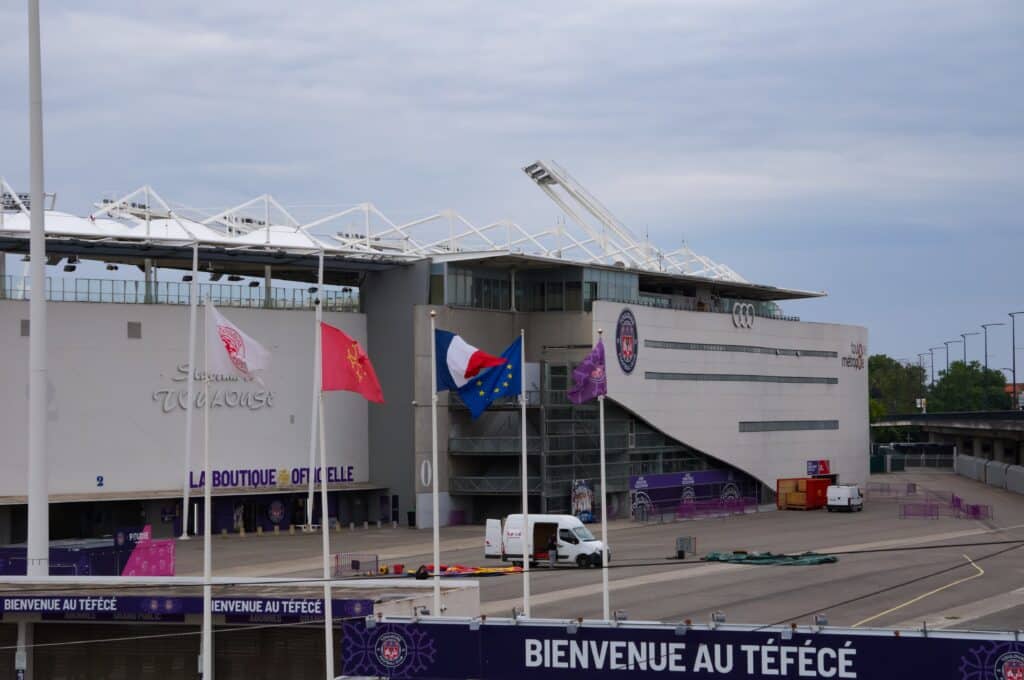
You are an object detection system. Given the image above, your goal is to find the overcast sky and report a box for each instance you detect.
[1,1,1021,373]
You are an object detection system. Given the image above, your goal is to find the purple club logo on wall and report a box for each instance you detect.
[996,652,1024,680]
[375,632,409,669]
[615,309,638,374]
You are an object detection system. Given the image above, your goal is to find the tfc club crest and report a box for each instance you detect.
[374,631,409,669]
[615,309,638,374]
[217,324,251,376]
[996,652,1024,680]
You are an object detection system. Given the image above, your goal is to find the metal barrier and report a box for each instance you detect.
[1,275,359,312]
[332,552,380,577]
[899,502,940,519]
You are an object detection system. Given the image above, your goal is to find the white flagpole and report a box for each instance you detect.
[598,332,610,620]
[26,0,50,579]
[202,300,213,680]
[520,328,530,617]
[429,311,441,615]
[306,250,324,527]
[180,241,198,540]
[318,387,335,679]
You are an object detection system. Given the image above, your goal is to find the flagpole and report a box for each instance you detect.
[429,311,441,615]
[202,300,213,680]
[598,330,609,620]
[180,241,198,540]
[520,327,530,617]
[317,386,335,679]
[307,250,324,527]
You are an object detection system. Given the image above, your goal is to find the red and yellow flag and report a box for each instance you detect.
[321,322,384,403]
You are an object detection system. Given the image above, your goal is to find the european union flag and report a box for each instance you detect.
[457,336,522,419]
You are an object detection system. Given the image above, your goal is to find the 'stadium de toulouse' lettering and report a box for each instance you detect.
[524,639,857,678]
[153,364,274,413]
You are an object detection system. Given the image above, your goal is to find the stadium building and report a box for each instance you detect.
[0,162,868,541]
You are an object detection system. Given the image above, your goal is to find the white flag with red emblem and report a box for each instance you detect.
[205,302,271,384]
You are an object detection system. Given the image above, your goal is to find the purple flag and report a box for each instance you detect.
[567,339,607,404]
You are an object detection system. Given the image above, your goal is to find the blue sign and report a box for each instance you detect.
[342,619,1020,679]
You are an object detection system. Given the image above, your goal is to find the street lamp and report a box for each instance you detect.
[929,346,944,384]
[960,332,980,364]
[1011,312,1024,410]
[943,340,961,373]
[981,323,1006,371]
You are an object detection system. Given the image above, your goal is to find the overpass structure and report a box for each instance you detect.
[872,411,1024,465]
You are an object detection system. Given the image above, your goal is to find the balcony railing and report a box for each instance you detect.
[448,436,542,455]
[594,296,799,322]
[0,275,359,312]
[449,390,541,410]
[449,476,542,495]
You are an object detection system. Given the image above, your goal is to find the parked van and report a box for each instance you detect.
[826,485,864,512]
[484,514,608,568]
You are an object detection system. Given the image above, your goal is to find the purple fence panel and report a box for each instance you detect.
[960,504,994,520]
[899,502,940,519]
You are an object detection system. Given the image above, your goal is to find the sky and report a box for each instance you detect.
[1,1,1022,373]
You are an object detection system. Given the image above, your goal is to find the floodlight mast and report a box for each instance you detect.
[522,160,745,282]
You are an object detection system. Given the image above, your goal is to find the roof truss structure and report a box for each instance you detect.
[1,161,744,283]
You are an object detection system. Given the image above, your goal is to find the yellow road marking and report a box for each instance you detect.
[852,554,985,628]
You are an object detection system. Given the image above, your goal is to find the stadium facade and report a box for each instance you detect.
[0,165,868,540]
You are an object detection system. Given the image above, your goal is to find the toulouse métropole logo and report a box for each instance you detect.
[616,309,639,374]
[841,342,865,370]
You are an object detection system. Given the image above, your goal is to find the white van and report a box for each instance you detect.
[484,514,608,568]
[826,485,864,512]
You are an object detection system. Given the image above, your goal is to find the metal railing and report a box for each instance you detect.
[0,275,359,312]
[593,296,800,322]
[448,436,542,455]
[449,476,542,495]
[450,390,541,410]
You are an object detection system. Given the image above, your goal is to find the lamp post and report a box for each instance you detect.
[929,346,943,385]
[978,323,1003,372]
[1011,313,1024,410]
[960,332,979,364]
[943,340,961,373]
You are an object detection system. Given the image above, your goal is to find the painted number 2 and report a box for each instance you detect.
[96,475,104,488]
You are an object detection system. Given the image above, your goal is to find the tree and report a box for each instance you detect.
[928,360,1010,412]
[868,354,926,416]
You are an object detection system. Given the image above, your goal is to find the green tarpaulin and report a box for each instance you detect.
[701,551,837,566]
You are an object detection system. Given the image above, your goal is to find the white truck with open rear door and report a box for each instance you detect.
[484,514,608,568]
[826,484,864,512]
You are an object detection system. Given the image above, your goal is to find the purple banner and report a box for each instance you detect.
[342,619,1022,680]
[630,470,759,518]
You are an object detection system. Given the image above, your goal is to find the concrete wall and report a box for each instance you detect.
[0,300,369,498]
[363,262,431,525]
[594,301,870,488]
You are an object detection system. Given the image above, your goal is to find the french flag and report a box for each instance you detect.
[435,329,505,392]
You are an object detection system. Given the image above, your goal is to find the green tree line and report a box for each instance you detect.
[868,354,1010,422]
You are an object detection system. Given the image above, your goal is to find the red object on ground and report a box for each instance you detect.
[392,563,404,575]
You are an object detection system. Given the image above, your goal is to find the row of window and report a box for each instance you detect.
[738,420,839,432]
[645,372,838,385]
[645,339,837,358]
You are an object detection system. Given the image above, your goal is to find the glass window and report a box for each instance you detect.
[546,282,564,311]
[565,281,582,310]
[573,526,595,541]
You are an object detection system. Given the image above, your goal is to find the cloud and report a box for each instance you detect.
[0,0,1021,363]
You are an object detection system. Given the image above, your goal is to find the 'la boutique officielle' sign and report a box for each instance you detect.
[153,363,274,412]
